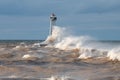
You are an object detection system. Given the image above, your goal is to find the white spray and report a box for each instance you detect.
[45,26,120,61]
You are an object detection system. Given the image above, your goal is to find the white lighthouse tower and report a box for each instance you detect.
[49,13,57,36]
[39,13,57,46]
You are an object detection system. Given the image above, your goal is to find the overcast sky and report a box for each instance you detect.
[0,0,120,40]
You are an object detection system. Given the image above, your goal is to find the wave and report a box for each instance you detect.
[48,75,74,80]
[10,26,120,61]
[0,75,74,80]
[45,26,120,61]
[107,48,120,61]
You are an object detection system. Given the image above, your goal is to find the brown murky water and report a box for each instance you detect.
[0,43,120,80]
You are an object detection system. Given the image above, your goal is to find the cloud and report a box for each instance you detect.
[0,0,120,40]
[0,0,120,16]
[76,0,120,14]
[0,0,66,16]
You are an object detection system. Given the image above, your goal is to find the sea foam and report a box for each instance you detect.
[45,26,120,61]
[107,47,120,61]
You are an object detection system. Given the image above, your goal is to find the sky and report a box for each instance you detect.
[0,0,120,40]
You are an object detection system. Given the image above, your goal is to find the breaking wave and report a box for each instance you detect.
[1,26,120,80]
[107,47,120,61]
[47,75,74,80]
[45,26,120,61]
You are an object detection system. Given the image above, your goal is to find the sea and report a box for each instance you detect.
[0,26,120,80]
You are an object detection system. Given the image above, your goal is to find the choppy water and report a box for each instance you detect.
[0,26,120,80]
[0,41,120,80]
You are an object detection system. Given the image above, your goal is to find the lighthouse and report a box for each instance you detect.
[49,13,57,36]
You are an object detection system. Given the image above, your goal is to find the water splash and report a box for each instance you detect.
[48,75,74,80]
[45,26,91,50]
[107,47,120,61]
[45,26,66,44]
[45,26,120,61]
